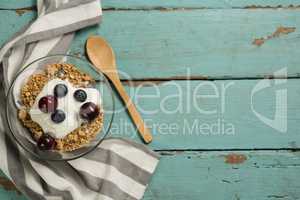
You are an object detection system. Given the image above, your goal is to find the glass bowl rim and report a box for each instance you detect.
[5,54,115,161]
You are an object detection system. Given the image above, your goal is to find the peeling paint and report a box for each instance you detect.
[103,7,208,12]
[0,177,20,194]
[15,7,34,16]
[222,179,231,183]
[245,4,300,9]
[252,26,296,46]
[253,38,265,46]
[225,154,247,164]
[273,26,296,37]
[158,151,176,156]
[267,194,288,198]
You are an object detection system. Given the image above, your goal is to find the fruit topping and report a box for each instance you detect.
[74,89,87,102]
[54,84,68,97]
[37,134,55,150]
[51,109,66,123]
[38,95,58,113]
[79,102,99,121]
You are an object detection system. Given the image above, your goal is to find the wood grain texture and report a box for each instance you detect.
[72,10,300,80]
[102,0,300,9]
[1,151,300,200]
[144,151,300,200]
[1,1,300,200]
[1,0,300,9]
[0,0,35,9]
[0,10,35,48]
[2,10,299,79]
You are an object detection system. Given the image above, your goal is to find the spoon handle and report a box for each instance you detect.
[110,76,153,143]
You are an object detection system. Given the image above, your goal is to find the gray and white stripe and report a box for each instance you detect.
[0,0,159,200]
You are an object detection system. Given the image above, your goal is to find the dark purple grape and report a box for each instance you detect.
[37,134,55,150]
[74,89,87,102]
[38,95,58,113]
[80,102,99,121]
[51,109,66,123]
[54,84,68,98]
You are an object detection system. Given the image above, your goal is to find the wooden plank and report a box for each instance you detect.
[108,79,300,150]
[1,0,300,9]
[144,151,300,200]
[0,0,35,9]
[0,10,35,47]
[102,0,300,9]
[1,151,300,199]
[1,9,299,79]
[71,9,300,79]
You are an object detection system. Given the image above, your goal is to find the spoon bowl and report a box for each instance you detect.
[86,36,117,73]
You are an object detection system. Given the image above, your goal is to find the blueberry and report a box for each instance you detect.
[37,134,55,150]
[74,89,87,102]
[54,84,68,97]
[51,109,66,123]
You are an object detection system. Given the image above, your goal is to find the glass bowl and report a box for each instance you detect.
[5,55,115,161]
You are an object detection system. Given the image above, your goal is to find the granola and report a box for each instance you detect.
[18,63,103,152]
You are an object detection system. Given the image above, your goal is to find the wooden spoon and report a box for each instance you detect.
[86,36,153,143]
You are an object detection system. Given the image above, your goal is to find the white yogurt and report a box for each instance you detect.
[29,78,101,139]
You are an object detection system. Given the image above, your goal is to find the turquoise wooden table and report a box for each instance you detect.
[1,0,300,199]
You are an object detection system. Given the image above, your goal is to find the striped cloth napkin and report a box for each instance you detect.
[0,1,159,200]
